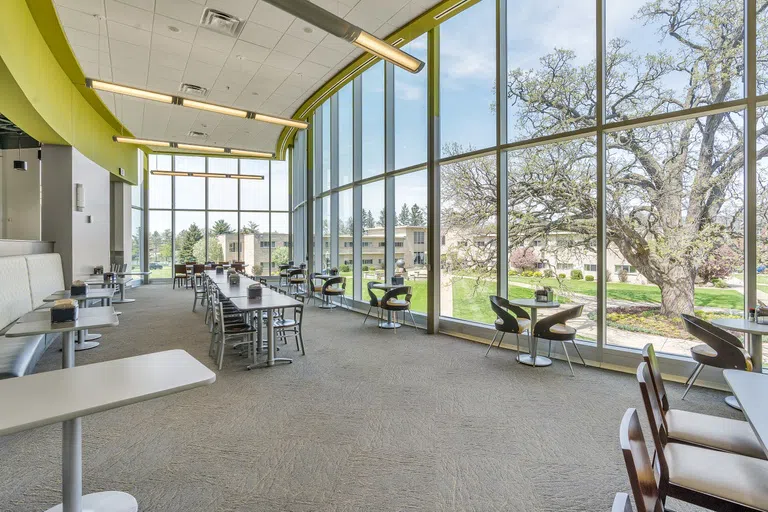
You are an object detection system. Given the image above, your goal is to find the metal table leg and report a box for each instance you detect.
[517,308,552,367]
[112,282,135,304]
[76,298,100,351]
[248,308,292,369]
[378,309,401,329]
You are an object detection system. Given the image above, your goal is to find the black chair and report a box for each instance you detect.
[278,264,291,288]
[364,281,383,324]
[485,295,531,356]
[287,268,306,296]
[679,314,752,399]
[531,305,585,376]
[321,276,348,309]
[379,286,415,332]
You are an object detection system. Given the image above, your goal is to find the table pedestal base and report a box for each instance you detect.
[517,354,553,367]
[378,322,401,329]
[248,358,292,369]
[725,395,742,410]
[318,303,337,309]
[85,333,102,341]
[75,341,100,351]
[45,491,138,512]
[112,299,135,304]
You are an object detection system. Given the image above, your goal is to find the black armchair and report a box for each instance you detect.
[321,276,348,309]
[379,286,415,331]
[679,314,752,399]
[486,296,531,356]
[364,281,383,325]
[532,305,585,376]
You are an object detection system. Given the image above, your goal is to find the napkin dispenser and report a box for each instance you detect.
[103,271,116,284]
[330,267,339,276]
[215,265,224,274]
[248,284,262,298]
[51,299,79,323]
[229,272,240,285]
[391,276,404,286]
[535,288,551,302]
[93,265,104,275]
[71,280,88,296]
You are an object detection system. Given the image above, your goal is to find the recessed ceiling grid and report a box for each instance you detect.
[53,0,442,153]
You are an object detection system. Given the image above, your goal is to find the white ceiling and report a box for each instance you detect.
[53,0,441,154]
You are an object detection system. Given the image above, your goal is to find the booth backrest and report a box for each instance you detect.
[0,257,34,331]
[0,253,65,330]
[25,254,65,308]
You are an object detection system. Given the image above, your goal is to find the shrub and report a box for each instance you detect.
[618,268,629,283]
[585,274,595,282]
[558,273,566,279]
[340,264,351,273]
[698,245,739,284]
[509,247,540,271]
[521,270,534,277]
[508,269,519,276]
[532,271,543,278]
[543,269,554,278]
[570,269,583,280]
[362,265,369,271]
[712,278,728,288]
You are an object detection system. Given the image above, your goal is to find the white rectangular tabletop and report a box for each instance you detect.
[0,350,216,436]
[85,277,130,285]
[229,292,301,311]
[724,369,768,456]
[44,288,116,302]
[5,307,118,337]
[16,306,116,324]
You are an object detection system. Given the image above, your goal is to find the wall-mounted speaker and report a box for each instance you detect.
[13,160,27,171]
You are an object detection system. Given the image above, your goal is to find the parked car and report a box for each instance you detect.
[149,262,163,270]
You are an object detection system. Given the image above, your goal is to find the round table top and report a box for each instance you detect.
[315,274,333,279]
[712,318,768,335]
[371,283,399,290]
[508,298,560,309]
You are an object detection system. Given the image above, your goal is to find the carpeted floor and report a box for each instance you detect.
[0,285,738,511]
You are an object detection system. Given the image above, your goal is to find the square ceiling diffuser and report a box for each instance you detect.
[200,8,245,38]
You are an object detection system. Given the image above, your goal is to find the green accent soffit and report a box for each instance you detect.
[0,0,139,184]
[275,0,480,158]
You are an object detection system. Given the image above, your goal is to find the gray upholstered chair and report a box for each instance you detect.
[642,343,765,460]
[679,314,752,399]
[486,295,531,356]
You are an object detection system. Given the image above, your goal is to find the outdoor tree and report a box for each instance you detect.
[362,209,375,229]
[697,245,741,284]
[177,223,203,262]
[409,204,426,227]
[271,246,289,266]
[378,208,386,228]
[240,221,260,234]
[192,236,224,263]
[211,219,234,235]
[340,216,354,236]
[441,0,768,317]
[509,247,540,271]
[397,203,410,226]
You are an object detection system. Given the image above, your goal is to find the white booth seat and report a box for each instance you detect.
[0,253,66,379]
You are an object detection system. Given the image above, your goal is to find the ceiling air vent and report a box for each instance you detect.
[187,130,208,138]
[200,8,245,38]
[179,83,209,97]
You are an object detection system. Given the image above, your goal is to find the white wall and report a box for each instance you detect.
[0,148,41,240]
[41,145,110,285]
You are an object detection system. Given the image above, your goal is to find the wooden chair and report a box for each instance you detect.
[680,314,753,399]
[619,408,665,512]
[363,281,383,324]
[532,304,586,376]
[173,264,188,289]
[486,295,531,356]
[379,286,415,331]
[635,362,768,511]
[643,343,765,460]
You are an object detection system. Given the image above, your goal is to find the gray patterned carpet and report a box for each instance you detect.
[0,285,738,511]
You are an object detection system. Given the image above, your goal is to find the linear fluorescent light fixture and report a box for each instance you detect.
[115,137,275,158]
[260,0,424,73]
[434,0,471,20]
[88,79,308,129]
[150,170,265,180]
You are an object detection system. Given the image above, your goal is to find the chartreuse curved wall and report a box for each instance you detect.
[0,0,139,184]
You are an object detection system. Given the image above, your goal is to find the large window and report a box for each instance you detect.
[174,211,205,264]
[359,180,385,299]
[362,62,385,178]
[207,158,238,210]
[395,170,428,313]
[395,35,428,169]
[131,153,144,273]
[240,212,270,274]
[338,83,354,186]
[148,210,171,279]
[439,0,496,156]
[338,188,353,297]
[321,101,331,192]
[174,157,205,210]
[240,159,270,210]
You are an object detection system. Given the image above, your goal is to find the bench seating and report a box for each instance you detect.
[0,254,65,379]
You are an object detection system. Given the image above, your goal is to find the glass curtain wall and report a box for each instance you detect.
[131,152,144,273]
[298,0,768,365]
[146,153,291,279]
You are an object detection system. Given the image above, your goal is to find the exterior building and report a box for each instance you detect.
[321,226,428,271]
[217,232,291,275]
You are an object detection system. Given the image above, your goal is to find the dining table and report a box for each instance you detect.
[371,283,401,329]
[507,298,561,367]
[43,288,117,350]
[723,369,768,457]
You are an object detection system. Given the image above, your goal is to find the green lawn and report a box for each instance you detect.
[507,276,743,309]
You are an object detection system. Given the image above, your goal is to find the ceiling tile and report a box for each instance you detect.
[248,1,294,32]
[305,45,347,68]
[146,75,183,94]
[63,27,110,50]
[190,44,229,66]
[113,0,156,12]
[293,59,329,79]
[312,0,353,17]
[107,20,152,46]
[319,33,353,53]
[253,63,291,82]
[153,14,198,43]
[239,22,282,49]
[57,5,107,34]
[285,18,327,45]
[112,67,149,87]
[207,89,241,105]
[151,33,193,56]
[263,50,301,72]
[261,92,294,112]
[193,28,238,53]
[72,45,112,66]
[155,0,205,25]
[373,23,397,39]
[105,0,154,30]
[214,68,253,89]
[96,90,116,112]
[55,0,105,16]
[81,61,113,80]
[273,34,315,60]
[149,62,185,82]
[150,48,190,71]
[204,0,257,19]
[182,59,223,89]
[231,40,270,63]
[223,54,262,74]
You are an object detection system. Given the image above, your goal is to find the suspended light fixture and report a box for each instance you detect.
[260,0,425,73]
[150,170,265,180]
[150,170,189,176]
[88,80,308,129]
[114,137,275,158]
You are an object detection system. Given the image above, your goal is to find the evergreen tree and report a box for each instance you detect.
[178,223,203,262]
[362,209,375,228]
[211,219,233,235]
[397,203,410,226]
[240,221,260,234]
[378,208,386,227]
[409,204,426,227]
